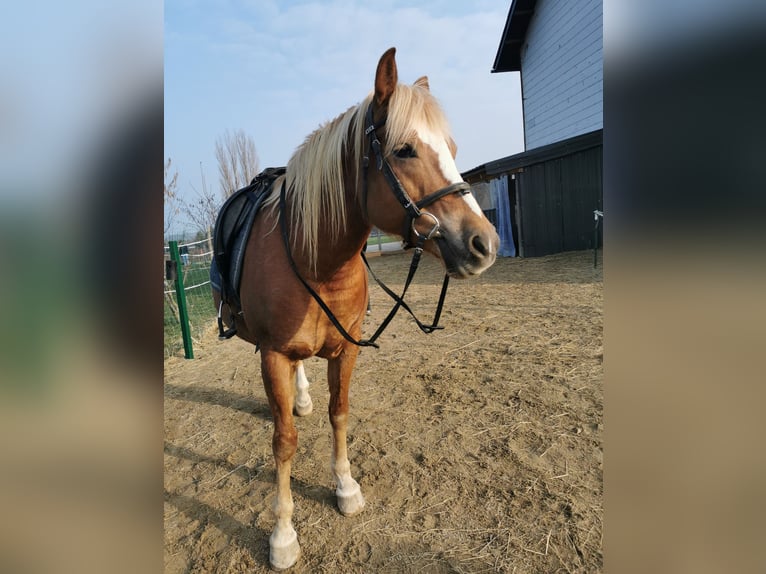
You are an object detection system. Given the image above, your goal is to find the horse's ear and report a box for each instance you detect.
[414,76,430,91]
[374,47,398,106]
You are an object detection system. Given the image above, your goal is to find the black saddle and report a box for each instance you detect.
[211,166,285,338]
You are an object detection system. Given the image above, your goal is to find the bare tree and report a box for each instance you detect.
[169,130,259,248]
[215,129,260,197]
[164,158,181,322]
[180,164,218,253]
[164,157,180,236]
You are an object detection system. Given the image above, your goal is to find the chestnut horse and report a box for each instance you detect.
[213,48,498,569]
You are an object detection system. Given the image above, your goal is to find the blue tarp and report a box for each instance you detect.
[490,176,516,257]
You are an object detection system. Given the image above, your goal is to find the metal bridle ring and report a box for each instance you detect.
[412,212,441,241]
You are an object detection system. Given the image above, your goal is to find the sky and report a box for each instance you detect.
[164,0,524,234]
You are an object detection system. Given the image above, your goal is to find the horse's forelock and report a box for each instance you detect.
[383,83,451,156]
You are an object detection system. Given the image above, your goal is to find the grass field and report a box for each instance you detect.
[366,232,399,247]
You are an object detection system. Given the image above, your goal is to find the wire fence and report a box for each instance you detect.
[164,237,216,358]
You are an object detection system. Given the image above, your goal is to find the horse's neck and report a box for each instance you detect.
[297,184,371,282]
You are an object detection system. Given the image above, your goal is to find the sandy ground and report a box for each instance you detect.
[164,249,603,573]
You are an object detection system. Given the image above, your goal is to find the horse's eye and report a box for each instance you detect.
[394,144,417,158]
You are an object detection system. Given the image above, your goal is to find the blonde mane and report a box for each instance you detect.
[265,81,452,272]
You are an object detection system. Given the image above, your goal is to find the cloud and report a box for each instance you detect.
[165,0,522,223]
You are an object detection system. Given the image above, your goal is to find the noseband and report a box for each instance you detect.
[279,103,471,349]
[362,104,472,249]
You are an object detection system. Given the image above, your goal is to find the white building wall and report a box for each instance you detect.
[521,0,602,149]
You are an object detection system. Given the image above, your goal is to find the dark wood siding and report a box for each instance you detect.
[463,130,602,258]
[561,147,602,252]
[517,144,602,257]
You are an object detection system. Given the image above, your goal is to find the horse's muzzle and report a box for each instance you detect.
[436,226,499,278]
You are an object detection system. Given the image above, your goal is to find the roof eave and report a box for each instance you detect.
[491,0,538,73]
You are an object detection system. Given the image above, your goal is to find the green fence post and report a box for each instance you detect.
[169,241,194,359]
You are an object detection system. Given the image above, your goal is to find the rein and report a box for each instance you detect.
[278,103,470,349]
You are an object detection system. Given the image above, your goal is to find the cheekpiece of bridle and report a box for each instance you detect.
[278,103,472,349]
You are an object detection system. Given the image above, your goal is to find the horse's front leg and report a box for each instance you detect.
[327,346,366,516]
[261,350,301,570]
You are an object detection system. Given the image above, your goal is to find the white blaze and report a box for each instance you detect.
[416,123,484,217]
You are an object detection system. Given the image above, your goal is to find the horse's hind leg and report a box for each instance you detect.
[327,346,366,516]
[261,350,301,570]
[294,361,313,416]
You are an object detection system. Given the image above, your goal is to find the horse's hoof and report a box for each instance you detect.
[269,528,300,570]
[294,397,313,417]
[337,482,365,516]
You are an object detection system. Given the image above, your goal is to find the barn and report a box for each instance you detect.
[465,0,603,257]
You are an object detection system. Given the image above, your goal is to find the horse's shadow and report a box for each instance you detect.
[164,441,258,483]
[164,383,271,420]
[165,439,339,569]
[164,441,337,509]
[164,489,270,570]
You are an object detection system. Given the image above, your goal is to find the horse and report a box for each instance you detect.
[212,47,499,570]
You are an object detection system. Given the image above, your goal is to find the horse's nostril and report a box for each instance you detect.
[471,234,489,257]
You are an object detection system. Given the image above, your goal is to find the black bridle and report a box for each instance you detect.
[279,103,471,348]
[361,104,472,248]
